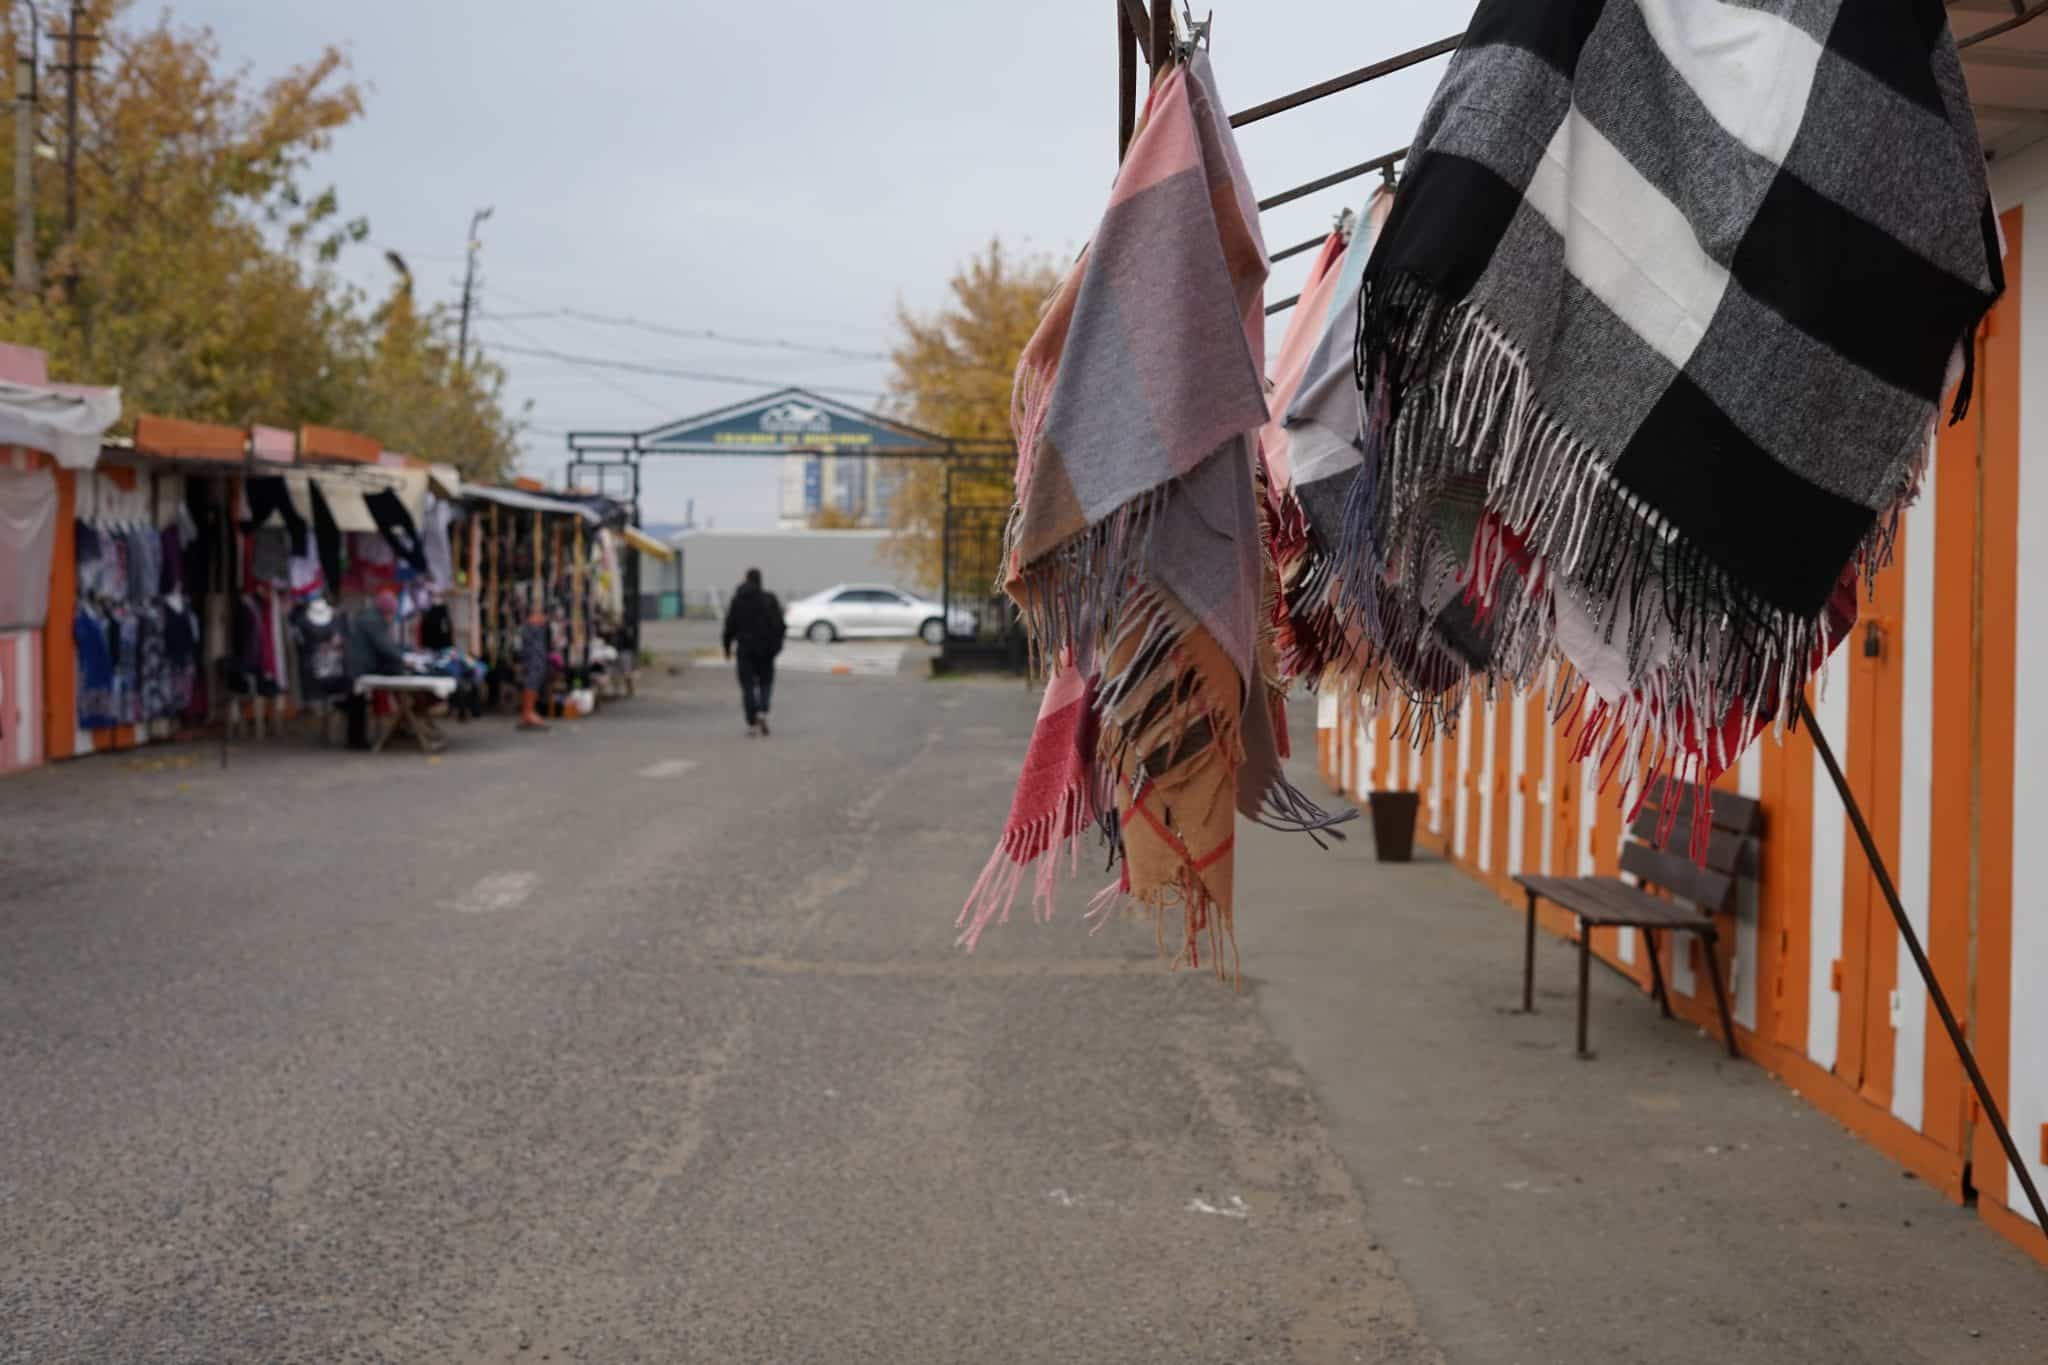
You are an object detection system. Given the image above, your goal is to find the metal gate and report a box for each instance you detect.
[940,460,1025,671]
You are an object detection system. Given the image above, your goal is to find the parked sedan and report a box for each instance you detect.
[782,584,971,645]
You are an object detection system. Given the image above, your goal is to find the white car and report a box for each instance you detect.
[782,584,968,645]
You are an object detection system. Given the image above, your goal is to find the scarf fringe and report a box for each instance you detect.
[1085,865,1240,987]
[956,781,1099,951]
[1008,485,1170,681]
[1314,273,1910,853]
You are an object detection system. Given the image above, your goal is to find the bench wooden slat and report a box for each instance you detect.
[1643,779,1760,836]
[1626,812,1751,874]
[1619,841,1735,912]
[1514,875,1720,935]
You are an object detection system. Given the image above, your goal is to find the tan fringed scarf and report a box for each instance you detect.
[962,52,1347,976]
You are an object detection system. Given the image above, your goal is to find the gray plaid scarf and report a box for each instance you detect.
[1323,0,2001,791]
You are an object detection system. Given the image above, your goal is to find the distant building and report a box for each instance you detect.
[777,454,902,528]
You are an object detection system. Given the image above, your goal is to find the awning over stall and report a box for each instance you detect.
[0,381,122,470]
[460,482,601,523]
[620,526,675,562]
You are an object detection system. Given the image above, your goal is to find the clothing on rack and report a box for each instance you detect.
[290,601,350,703]
[161,597,201,719]
[244,475,309,556]
[0,465,58,630]
[420,494,456,590]
[248,526,290,585]
[365,489,428,575]
[73,605,116,729]
[309,480,345,599]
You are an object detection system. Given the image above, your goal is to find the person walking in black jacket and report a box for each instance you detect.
[722,568,784,736]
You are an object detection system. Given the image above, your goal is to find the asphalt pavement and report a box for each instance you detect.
[0,659,1436,1364]
[3,650,2041,1363]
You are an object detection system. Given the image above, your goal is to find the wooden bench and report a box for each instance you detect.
[1514,783,1760,1060]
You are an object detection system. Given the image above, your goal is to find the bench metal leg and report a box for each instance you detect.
[1576,927,1593,1060]
[1641,928,1674,1018]
[1521,891,1538,1014]
[1703,937,1741,1060]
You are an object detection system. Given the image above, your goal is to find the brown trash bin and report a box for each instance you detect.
[1367,790,1420,863]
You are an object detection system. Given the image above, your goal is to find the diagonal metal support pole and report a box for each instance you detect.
[1796,693,2048,1234]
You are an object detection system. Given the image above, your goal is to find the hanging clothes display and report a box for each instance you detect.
[72,605,117,729]
[289,599,350,704]
[0,466,58,629]
[70,475,201,732]
[365,488,428,575]
[1306,1,2005,839]
[961,50,1343,975]
[420,493,456,590]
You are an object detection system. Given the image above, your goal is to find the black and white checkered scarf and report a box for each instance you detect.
[1328,0,2002,790]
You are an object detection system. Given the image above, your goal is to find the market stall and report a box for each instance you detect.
[460,481,606,718]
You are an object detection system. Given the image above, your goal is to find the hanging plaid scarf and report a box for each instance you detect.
[1318,0,2002,812]
[1276,186,1395,682]
[964,51,1344,975]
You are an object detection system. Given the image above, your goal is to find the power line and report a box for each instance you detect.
[486,317,672,414]
[554,309,888,362]
[477,337,887,399]
[472,306,888,363]
[474,287,890,363]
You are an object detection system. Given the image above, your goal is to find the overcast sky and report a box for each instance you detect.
[173,1,1461,528]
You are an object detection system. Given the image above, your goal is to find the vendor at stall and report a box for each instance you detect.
[344,590,408,750]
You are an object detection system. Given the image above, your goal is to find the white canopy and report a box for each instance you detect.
[0,381,121,471]
[460,482,601,524]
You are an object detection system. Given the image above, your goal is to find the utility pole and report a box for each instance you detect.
[45,2,93,300]
[456,205,493,376]
[61,3,76,238]
[13,29,38,299]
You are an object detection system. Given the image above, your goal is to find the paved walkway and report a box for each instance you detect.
[1237,746,2048,1364]
[0,661,2040,1362]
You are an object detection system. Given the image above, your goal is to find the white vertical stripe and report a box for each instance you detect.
[2007,199,2048,1224]
[1807,672,1850,1072]
[1509,699,1528,875]
[1537,702,1556,878]
[1456,694,1476,860]
[1578,756,1598,877]
[1892,442,1938,1132]
[14,633,32,767]
[1430,728,1446,833]
[1636,0,1824,167]
[1670,898,1697,995]
[1735,742,1764,1030]
[1479,699,1497,872]
[1526,109,1731,369]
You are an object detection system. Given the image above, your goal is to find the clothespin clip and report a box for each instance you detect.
[1177,4,1212,56]
[1380,162,1400,192]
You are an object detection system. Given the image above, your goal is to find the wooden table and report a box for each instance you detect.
[353,675,459,755]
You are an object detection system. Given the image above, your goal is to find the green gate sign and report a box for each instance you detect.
[636,388,946,455]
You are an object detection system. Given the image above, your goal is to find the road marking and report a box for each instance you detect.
[1186,1195,1249,1220]
[449,872,536,914]
[637,759,699,779]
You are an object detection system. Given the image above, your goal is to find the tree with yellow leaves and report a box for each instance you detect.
[881,238,1060,591]
[0,2,520,477]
